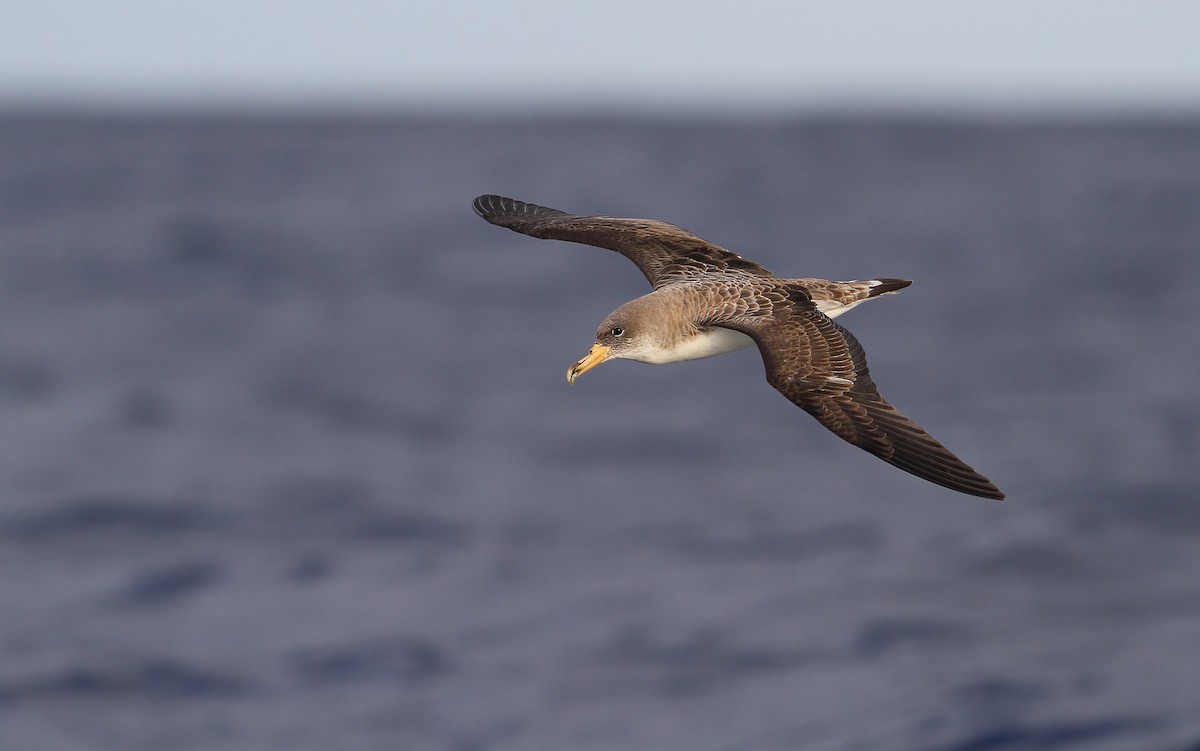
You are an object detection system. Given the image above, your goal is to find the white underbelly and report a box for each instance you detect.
[643,326,756,364]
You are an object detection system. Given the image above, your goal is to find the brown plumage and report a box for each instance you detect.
[473,194,1003,500]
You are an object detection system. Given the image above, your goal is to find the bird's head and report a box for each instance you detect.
[567,301,662,383]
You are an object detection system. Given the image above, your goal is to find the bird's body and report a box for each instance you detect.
[604,278,912,365]
[472,194,1004,500]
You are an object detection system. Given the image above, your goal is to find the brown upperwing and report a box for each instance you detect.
[473,194,775,288]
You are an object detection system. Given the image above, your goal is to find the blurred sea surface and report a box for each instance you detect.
[0,113,1198,750]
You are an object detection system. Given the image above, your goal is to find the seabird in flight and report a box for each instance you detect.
[473,194,1003,500]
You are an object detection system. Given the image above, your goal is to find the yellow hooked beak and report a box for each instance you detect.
[566,343,610,384]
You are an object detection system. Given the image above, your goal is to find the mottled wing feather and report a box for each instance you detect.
[710,284,1004,500]
[473,194,775,288]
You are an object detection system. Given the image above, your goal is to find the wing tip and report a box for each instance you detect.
[471,194,506,220]
[960,481,1006,501]
[981,485,1006,501]
[472,194,570,225]
[907,459,1005,500]
[885,448,1005,500]
[888,457,1005,500]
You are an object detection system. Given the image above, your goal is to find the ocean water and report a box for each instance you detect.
[0,113,1197,750]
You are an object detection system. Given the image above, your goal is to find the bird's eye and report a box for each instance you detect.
[610,327,624,337]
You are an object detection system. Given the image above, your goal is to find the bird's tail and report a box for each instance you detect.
[803,278,912,320]
[865,278,912,297]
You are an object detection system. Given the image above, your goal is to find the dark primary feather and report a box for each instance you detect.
[473,194,774,288]
[710,285,1004,500]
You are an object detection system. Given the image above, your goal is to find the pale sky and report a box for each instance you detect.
[3,0,1199,112]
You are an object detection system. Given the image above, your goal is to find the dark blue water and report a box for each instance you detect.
[0,113,1197,750]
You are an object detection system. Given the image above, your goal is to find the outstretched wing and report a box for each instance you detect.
[711,285,1004,500]
[472,194,775,288]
